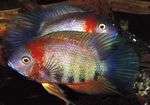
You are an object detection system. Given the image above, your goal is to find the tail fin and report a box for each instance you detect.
[106,41,140,93]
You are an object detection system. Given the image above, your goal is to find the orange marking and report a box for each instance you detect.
[26,38,48,80]
[85,17,96,33]
[67,80,106,94]
[26,39,45,63]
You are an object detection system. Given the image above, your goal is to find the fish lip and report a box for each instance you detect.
[8,61,15,69]
[7,61,28,77]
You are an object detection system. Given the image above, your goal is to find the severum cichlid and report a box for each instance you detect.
[3,5,118,55]
[8,31,139,105]
[39,12,118,37]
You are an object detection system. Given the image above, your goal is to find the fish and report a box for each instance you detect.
[7,31,139,105]
[39,12,118,37]
[3,5,118,55]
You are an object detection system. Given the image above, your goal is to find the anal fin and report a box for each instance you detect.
[67,78,119,95]
[42,83,74,105]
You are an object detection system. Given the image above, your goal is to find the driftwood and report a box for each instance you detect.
[0,0,150,19]
[69,0,150,14]
[110,0,150,14]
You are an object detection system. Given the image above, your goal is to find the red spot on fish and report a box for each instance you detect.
[67,80,106,94]
[26,39,47,80]
[26,39,45,65]
[85,17,96,33]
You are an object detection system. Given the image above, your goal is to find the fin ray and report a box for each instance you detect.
[43,31,119,59]
[67,78,119,94]
[106,41,140,93]
[42,83,73,105]
[4,5,85,54]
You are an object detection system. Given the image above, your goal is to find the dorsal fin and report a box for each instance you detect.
[3,5,85,55]
[19,0,41,13]
[41,3,85,21]
[37,31,120,60]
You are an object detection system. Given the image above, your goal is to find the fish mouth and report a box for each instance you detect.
[8,61,28,77]
[8,61,15,69]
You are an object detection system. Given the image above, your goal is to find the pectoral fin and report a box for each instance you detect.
[42,83,74,105]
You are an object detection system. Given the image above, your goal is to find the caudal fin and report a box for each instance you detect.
[106,41,140,93]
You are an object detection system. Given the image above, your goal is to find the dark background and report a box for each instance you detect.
[0,0,150,105]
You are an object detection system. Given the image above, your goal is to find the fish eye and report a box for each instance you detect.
[22,56,31,64]
[99,24,106,30]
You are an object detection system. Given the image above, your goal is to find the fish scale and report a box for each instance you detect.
[44,43,98,84]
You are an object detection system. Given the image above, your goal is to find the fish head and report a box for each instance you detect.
[7,41,53,83]
[7,47,35,78]
[95,18,118,37]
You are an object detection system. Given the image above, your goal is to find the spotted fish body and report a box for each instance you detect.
[34,38,106,84]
